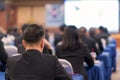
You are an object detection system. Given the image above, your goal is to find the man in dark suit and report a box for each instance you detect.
[14,24,29,47]
[6,24,72,80]
[0,40,8,71]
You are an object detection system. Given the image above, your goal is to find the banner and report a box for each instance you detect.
[45,4,64,27]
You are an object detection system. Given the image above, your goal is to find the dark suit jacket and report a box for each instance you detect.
[81,36,101,55]
[0,41,8,66]
[14,36,23,47]
[96,32,110,44]
[6,49,72,80]
[54,33,63,46]
[56,44,94,80]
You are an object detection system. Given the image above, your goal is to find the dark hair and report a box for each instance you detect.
[89,27,96,37]
[103,27,108,33]
[22,24,29,33]
[79,27,87,36]
[99,26,104,31]
[59,24,67,32]
[23,24,44,43]
[62,25,82,51]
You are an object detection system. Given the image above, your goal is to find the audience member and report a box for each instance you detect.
[14,24,29,47]
[79,27,99,55]
[96,26,110,47]
[7,27,20,38]
[18,39,53,55]
[6,24,72,80]
[54,24,67,46]
[56,25,94,80]
[89,27,103,54]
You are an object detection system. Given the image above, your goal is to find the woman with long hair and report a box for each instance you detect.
[56,25,94,80]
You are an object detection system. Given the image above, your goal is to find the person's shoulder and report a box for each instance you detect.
[42,54,58,64]
[42,54,56,59]
[81,43,88,49]
[7,54,22,63]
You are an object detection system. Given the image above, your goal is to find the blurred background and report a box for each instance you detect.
[0,0,120,48]
[0,0,120,79]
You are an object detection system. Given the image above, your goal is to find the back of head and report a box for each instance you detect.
[99,26,104,32]
[23,24,44,44]
[21,24,29,33]
[62,25,82,51]
[79,27,87,36]
[59,24,67,32]
[89,27,96,37]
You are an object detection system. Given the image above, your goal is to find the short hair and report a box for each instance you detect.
[89,27,96,37]
[59,24,67,32]
[99,26,104,31]
[62,25,82,51]
[79,27,87,36]
[23,24,44,43]
[21,24,29,33]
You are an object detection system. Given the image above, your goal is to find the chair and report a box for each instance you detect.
[101,38,107,49]
[58,59,84,80]
[4,45,18,57]
[58,59,74,75]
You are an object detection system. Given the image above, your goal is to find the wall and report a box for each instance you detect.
[15,0,63,30]
[0,11,6,29]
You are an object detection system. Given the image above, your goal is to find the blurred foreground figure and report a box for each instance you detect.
[0,27,15,46]
[0,40,8,71]
[6,24,72,80]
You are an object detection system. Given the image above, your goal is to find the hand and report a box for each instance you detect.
[44,39,52,49]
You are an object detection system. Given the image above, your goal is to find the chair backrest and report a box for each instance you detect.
[101,38,107,49]
[4,45,18,57]
[58,59,74,74]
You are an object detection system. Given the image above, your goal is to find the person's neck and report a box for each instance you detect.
[26,46,43,53]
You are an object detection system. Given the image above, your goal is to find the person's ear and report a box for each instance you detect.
[41,39,44,49]
[22,40,26,48]
[39,38,44,51]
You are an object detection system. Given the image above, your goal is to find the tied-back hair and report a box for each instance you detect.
[62,25,82,51]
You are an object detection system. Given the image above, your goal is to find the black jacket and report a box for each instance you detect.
[0,41,8,66]
[56,44,94,80]
[14,36,23,47]
[6,49,72,80]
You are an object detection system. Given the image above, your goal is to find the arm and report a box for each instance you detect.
[55,57,72,80]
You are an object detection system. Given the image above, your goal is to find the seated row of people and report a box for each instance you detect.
[0,24,110,80]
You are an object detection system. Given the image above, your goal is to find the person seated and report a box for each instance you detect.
[6,24,72,80]
[14,24,29,47]
[89,27,103,53]
[54,24,67,47]
[96,26,110,45]
[79,27,99,55]
[56,25,94,80]
[0,40,8,71]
